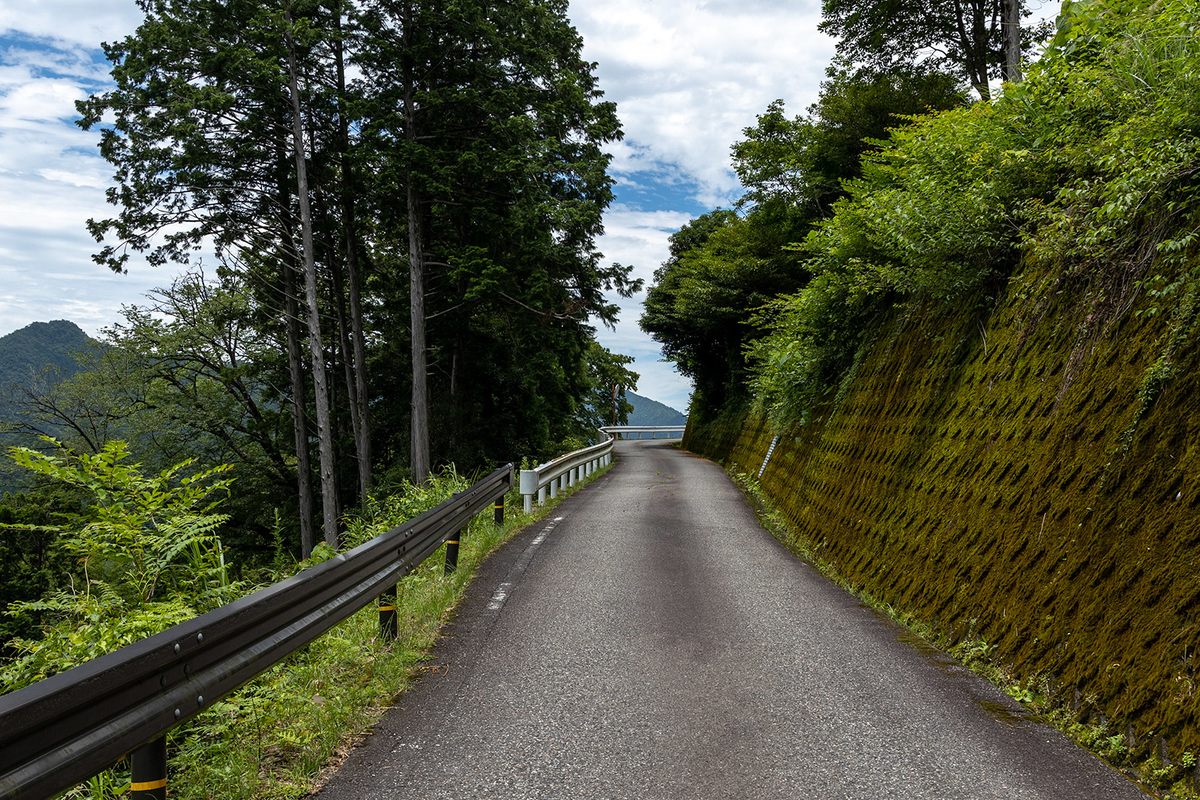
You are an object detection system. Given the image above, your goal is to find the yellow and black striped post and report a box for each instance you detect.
[444,531,461,575]
[493,499,504,526]
[130,736,167,800]
[379,586,398,640]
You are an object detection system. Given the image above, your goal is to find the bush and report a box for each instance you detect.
[748,272,884,427]
[0,439,236,692]
[748,0,1200,426]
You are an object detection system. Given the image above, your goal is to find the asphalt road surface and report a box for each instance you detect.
[313,439,1148,799]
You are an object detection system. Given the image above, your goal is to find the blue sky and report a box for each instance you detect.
[0,1,883,412]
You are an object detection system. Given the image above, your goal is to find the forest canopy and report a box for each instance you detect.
[644,0,1200,432]
[4,0,641,562]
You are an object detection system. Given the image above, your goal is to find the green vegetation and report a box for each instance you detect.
[674,0,1200,434]
[3,436,610,799]
[641,64,965,421]
[663,0,1200,785]
[729,467,1199,798]
[1,439,237,691]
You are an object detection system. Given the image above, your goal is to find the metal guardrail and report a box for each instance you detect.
[604,425,686,440]
[518,429,614,514]
[517,426,686,513]
[0,464,514,800]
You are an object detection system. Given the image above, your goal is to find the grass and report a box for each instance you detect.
[727,466,1198,800]
[56,462,612,800]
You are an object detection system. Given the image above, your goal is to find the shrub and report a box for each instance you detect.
[1,439,236,691]
[748,0,1200,426]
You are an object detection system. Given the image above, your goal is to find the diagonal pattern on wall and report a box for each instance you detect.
[688,268,1200,762]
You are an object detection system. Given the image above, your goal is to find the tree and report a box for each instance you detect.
[641,210,805,417]
[644,67,965,420]
[13,270,301,556]
[734,65,965,217]
[356,0,634,473]
[578,342,639,434]
[76,0,635,535]
[818,0,1042,98]
[282,5,338,547]
[78,0,365,554]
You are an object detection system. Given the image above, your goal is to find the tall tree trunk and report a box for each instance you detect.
[283,256,316,557]
[969,0,992,99]
[403,0,431,483]
[407,179,431,484]
[952,0,991,100]
[277,142,316,557]
[335,10,373,496]
[1003,0,1022,83]
[286,15,339,547]
[330,249,364,505]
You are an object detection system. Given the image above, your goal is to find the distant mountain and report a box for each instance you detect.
[626,391,687,427]
[0,320,93,390]
[0,320,96,493]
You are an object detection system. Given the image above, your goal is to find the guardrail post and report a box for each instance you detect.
[519,469,535,514]
[444,531,461,574]
[130,736,167,800]
[494,498,504,525]
[379,585,398,640]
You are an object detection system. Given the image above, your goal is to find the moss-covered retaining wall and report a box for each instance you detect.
[686,266,1200,761]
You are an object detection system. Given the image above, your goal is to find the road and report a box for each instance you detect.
[313,439,1147,799]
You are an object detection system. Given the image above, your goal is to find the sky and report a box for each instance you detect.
[569,0,836,411]
[0,1,1053,414]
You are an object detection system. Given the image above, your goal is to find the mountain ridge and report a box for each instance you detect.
[0,320,93,389]
[0,320,96,493]
[626,390,686,427]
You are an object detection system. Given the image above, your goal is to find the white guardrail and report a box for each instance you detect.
[518,426,686,513]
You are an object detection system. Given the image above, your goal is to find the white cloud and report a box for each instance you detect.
[570,0,835,208]
[0,15,171,340]
[0,3,143,50]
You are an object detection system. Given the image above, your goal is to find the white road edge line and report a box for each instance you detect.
[485,516,566,613]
